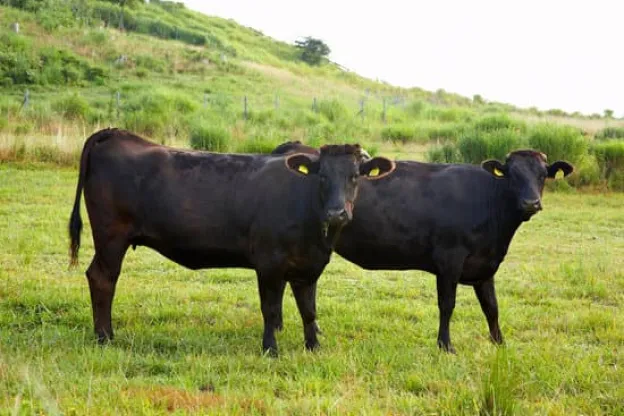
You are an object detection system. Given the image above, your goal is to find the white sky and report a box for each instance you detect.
[181,0,623,116]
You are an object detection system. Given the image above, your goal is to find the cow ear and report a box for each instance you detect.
[285,153,320,176]
[482,159,507,178]
[547,161,574,178]
[360,157,395,179]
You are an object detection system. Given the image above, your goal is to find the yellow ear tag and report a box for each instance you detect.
[368,167,380,177]
[555,169,564,179]
[493,168,504,177]
[297,164,309,175]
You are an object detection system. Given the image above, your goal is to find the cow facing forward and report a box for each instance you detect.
[273,143,573,353]
[68,128,393,356]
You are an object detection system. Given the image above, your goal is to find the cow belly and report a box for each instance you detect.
[132,237,253,270]
[459,254,501,284]
[336,243,435,272]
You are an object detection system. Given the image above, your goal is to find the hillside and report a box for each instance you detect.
[1,0,623,189]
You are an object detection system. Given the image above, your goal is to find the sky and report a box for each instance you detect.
[181,0,623,116]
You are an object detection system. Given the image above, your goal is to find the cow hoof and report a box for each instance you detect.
[263,346,279,358]
[305,340,320,351]
[490,332,505,345]
[437,340,456,354]
[96,332,113,345]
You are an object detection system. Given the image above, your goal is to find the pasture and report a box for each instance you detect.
[0,162,622,415]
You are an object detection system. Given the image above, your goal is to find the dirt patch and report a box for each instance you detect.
[241,61,301,84]
[123,386,267,414]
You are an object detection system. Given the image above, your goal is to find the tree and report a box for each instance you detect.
[604,109,614,118]
[295,37,330,66]
[472,94,485,105]
[102,0,144,5]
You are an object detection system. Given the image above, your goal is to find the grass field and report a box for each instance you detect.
[0,162,623,415]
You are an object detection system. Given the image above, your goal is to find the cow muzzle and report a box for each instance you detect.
[325,208,351,227]
[521,198,542,217]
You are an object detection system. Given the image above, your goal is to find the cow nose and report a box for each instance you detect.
[522,198,542,213]
[326,208,349,225]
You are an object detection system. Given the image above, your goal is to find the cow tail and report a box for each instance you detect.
[69,128,114,268]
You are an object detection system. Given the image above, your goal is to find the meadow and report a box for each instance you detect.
[1,1,623,414]
[0,162,622,415]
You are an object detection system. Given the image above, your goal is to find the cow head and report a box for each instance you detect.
[482,150,573,220]
[285,144,394,227]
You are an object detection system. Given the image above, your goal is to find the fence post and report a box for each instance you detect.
[359,98,365,122]
[116,91,120,120]
[22,89,30,109]
[243,96,248,120]
[382,98,387,124]
[203,93,208,108]
[312,97,317,113]
[274,94,279,110]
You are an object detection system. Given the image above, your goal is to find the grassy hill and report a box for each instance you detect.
[1,0,623,188]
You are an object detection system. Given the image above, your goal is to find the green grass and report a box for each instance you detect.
[0,163,622,414]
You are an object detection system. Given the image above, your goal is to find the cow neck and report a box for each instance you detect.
[488,179,525,254]
[324,224,343,251]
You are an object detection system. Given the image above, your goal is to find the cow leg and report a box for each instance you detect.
[474,278,504,345]
[434,248,466,354]
[86,239,128,343]
[275,280,287,332]
[290,279,320,351]
[436,274,458,353]
[257,274,285,357]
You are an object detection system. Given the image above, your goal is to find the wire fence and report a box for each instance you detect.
[7,88,416,125]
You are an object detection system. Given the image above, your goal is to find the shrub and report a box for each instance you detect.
[566,155,601,188]
[426,143,460,163]
[527,123,588,165]
[189,120,230,152]
[487,129,527,161]
[135,68,148,79]
[235,136,282,154]
[86,30,108,46]
[135,55,169,73]
[406,100,426,117]
[380,124,416,143]
[318,99,348,122]
[53,94,91,120]
[36,0,75,31]
[456,133,489,164]
[473,113,526,132]
[247,109,275,125]
[456,129,525,164]
[592,141,624,185]
[123,111,166,137]
[426,123,467,142]
[425,107,474,123]
[306,122,337,144]
[594,126,624,141]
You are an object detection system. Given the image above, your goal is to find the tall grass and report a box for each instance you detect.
[480,349,518,416]
[456,129,525,164]
[592,140,624,190]
[527,123,588,165]
[594,126,624,141]
[188,119,230,152]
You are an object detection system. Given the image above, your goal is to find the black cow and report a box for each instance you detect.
[273,142,573,353]
[68,128,393,356]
